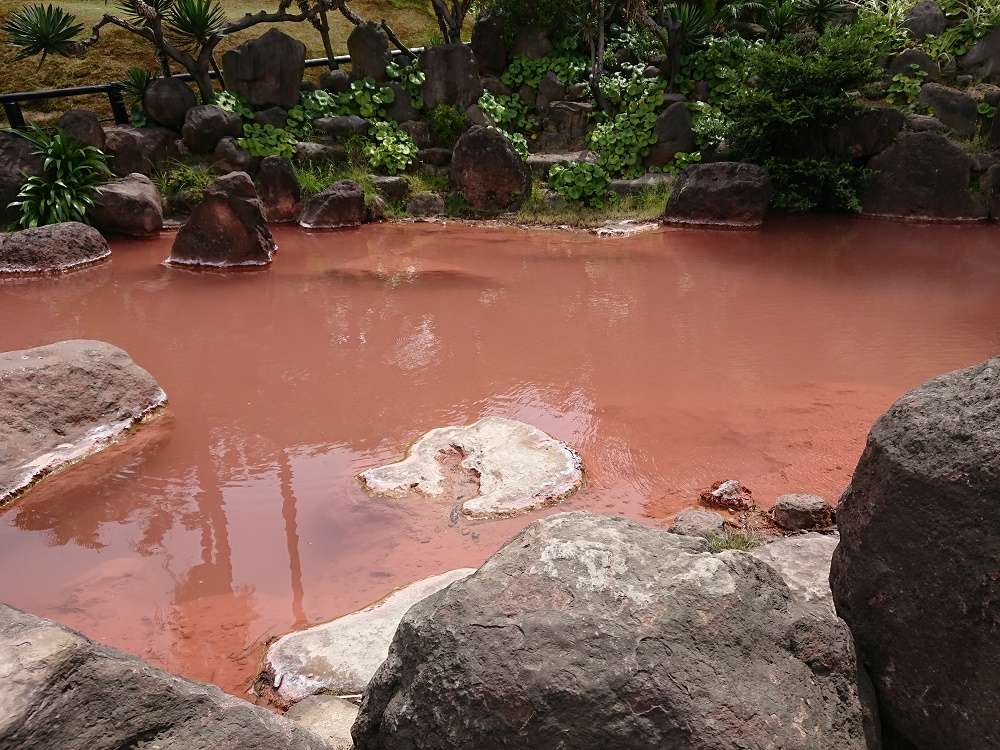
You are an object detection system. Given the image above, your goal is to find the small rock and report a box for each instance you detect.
[299,179,366,229]
[915,83,978,138]
[284,695,358,750]
[258,155,302,223]
[294,141,347,165]
[398,121,432,149]
[213,136,257,175]
[319,69,351,93]
[698,479,754,510]
[666,509,726,539]
[903,0,946,40]
[369,175,408,203]
[418,147,452,167]
[143,77,196,129]
[420,43,483,111]
[253,106,289,129]
[904,113,945,132]
[103,125,180,177]
[0,222,110,274]
[772,493,836,530]
[182,104,243,154]
[365,194,387,223]
[312,115,368,138]
[471,11,506,77]
[663,162,772,228]
[89,173,164,237]
[406,192,445,217]
[57,109,105,150]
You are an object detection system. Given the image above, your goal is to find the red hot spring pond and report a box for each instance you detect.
[1,218,998,697]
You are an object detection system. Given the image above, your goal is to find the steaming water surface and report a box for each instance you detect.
[1,218,997,695]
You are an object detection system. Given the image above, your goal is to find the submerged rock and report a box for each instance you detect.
[168,172,275,267]
[358,416,584,518]
[352,512,876,750]
[0,222,110,274]
[698,478,754,510]
[831,356,1000,749]
[0,340,166,505]
[265,569,475,702]
[0,603,328,750]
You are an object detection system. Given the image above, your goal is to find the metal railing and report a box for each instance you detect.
[0,48,421,129]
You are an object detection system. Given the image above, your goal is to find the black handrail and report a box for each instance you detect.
[0,48,421,129]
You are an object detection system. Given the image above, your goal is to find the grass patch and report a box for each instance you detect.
[516,181,673,228]
[707,529,766,552]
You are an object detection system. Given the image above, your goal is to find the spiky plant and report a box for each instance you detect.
[166,0,228,51]
[1,3,83,66]
[7,123,112,228]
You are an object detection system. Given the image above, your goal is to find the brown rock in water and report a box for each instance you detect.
[698,479,754,510]
[258,156,302,223]
[0,222,110,274]
[860,132,987,221]
[299,179,366,229]
[168,172,275,267]
[353,512,876,750]
[452,126,531,212]
[0,340,166,504]
[89,173,164,237]
[0,603,328,750]
[831,356,1000,750]
[663,162,772,228]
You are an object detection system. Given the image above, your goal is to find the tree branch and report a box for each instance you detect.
[381,19,414,57]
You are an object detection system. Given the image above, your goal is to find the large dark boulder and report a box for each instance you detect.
[258,155,302,223]
[471,11,506,77]
[0,603,328,749]
[914,83,978,138]
[103,125,180,177]
[168,172,275,267]
[958,25,1000,82]
[181,105,243,154]
[830,357,1000,750]
[143,77,197,129]
[222,29,306,110]
[535,102,592,153]
[902,0,945,40]
[299,179,366,229]
[885,48,939,81]
[0,131,44,226]
[646,102,696,168]
[860,131,987,221]
[353,512,876,750]
[347,21,392,82]
[0,340,165,503]
[89,173,163,237]
[212,136,257,175]
[663,162,772,228]
[452,126,531,212]
[312,114,368,138]
[0,222,110,275]
[828,106,904,159]
[420,43,484,111]
[57,109,105,150]
[511,24,552,60]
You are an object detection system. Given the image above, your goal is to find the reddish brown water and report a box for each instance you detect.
[1,218,998,697]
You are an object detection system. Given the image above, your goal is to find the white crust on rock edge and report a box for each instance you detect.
[358,416,585,519]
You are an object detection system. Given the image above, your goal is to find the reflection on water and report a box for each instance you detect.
[0,218,998,696]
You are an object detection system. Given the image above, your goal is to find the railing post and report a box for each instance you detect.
[107,86,130,125]
[2,101,26,129]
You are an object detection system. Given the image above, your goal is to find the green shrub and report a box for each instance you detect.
[154,161,218,207]
[588,66,664,179]
[724,19,887,212]
[238,123,297,157]
[386,59,426,110]
[212,90,254,121]
[548,162,611,205]
[501,51,589,90]
[427,103,469,146]
[363,122,417,174]
[7,122,111,228]
[119,67,157,127]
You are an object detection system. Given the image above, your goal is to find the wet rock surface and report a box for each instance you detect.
[0,340,166,504]
[89,173,164,237]
[663,162,772,228]
[299,179,366,229]
[359,416,583,518]
[0,603,328,750]
[831,356,1000,750]
[223,29,306,110]
[353,512,875,750]
[452,126,532,213]
[266,569,475,702]
[861,132,987,221]
[259,155,302,223]
[0,222,110,274]
[168,172,275,267]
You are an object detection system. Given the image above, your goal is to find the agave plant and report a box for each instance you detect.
[795,0,853,33]
[7,123,112,229]
[119,66,157,110]
[166,0,228,51]
[1,3,83,65]
[114,0,176,27]
[763,0,800,39]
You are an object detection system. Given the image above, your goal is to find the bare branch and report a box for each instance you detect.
[381,19,414,57]
[337,1,364,26]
